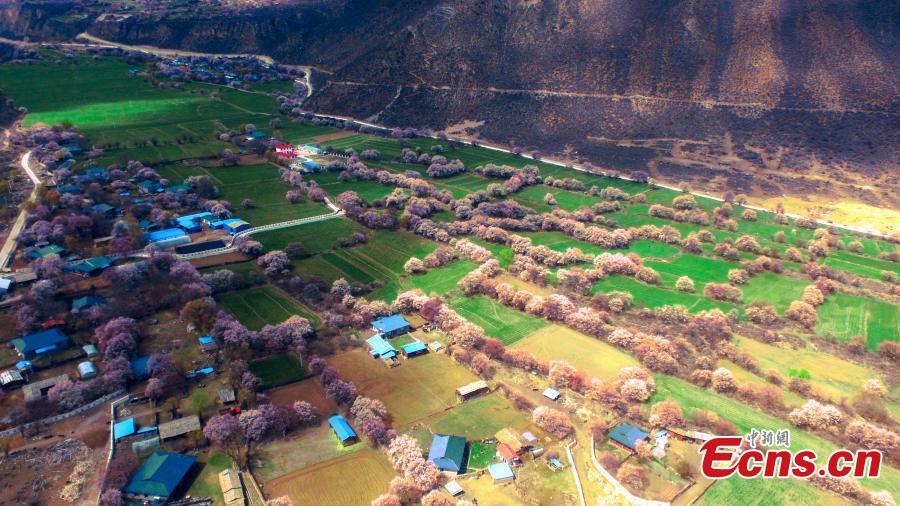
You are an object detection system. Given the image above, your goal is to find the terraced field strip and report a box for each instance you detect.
[450,295,548,345]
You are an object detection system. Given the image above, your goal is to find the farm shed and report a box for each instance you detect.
[445,481,464,496]
[495,428,524,453]
[123,451,197,503]
[72,295,103,311]
[497,443,520,463]
[158,415,201,441]
[23,374,69,402]
[199,335,218,351]
[488,462,515,482]
[0,369,24,389]
[427,434,467,473]
[401,341,428,358]
[0,277,9,297]
[456,380,489,400]
[218,389,236,404]
[542,387,561,401]
[12,327,71,359]
[67,256,113,276]
[609,423,650,454]
[26,244,64,260]
[77,361,98,379]
[114,418,136,440]
[429,341,443,352]
[328,415,358,445]
[366,334,397,359]
[82,344,99,357]
[146,228,191,249]
[175,212,214,233]
[223,219,251,234]
[219,468,246,506]
[371,314,411,338]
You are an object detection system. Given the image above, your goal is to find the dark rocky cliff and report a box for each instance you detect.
[3,0,898,203]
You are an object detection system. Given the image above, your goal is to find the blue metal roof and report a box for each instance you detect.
[12,328,70,356]
[301,160,319,169]
[114,418,136,440]
[372,315,410,334]
[131,355,151,379]
[198,336,214,344]
[609,423,649,451]
[365,334,397,359]
[402,341,427,354]
[328,415,357,441]
[147,228,187,242]
[488,462,515,480]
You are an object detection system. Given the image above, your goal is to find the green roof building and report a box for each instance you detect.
[123,451,196,502]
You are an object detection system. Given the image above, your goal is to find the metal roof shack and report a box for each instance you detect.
[23,374,69,402]
[455,380,489,399]
[158,415,201,440]
[366,334,397,359]
[401,341,428,357]
[328,415,357,445]
[114,418,136,440]
[488,462,515,481]
[77,361,98,379]
[0,369,24,388]
[542,387,561,401]
[218,389,236,404]
[445,481,464,497]
[428,434,466,473]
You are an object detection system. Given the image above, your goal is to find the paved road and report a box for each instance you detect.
[0,151,41,271]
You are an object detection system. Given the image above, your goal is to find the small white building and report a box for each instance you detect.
[445,481,463,497]
[542,387,561,401]
[77,361,98,379]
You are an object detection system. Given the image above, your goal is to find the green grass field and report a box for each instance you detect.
[513,324,639,379]
[644,254,737,287]
[255,217,362,253]
[210,163,328,225]
[739,272,810,314]
[308,171,396,202]
[467,441,498,469]
[425,392,530,439]
[405,259,479,296]
[823,251,900,280]
[249,355,308,389]
[450,295,548,345]
[592,275,741,314]
[266,448,395,506]
[0,54,278,164]
[328,349,479,427]
[186,451,233,504]
[815,292,899,349]
[653,374,900,498]
[215,285,320,330]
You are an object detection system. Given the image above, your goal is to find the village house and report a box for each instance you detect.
[371,314,411,338]
[608,423,651,454]
[0,369,25,390]
[488,462,515,482]
[123,451,196,504]
[401,340,428,358]
[12,327,71,359]
[427,434,466,474]
[366,334,398,360]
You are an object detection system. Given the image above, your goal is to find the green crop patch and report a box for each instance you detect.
[816,293,899,350]
[216,285,320,330]
[739,272,809,314]
[450,295,547,344]
[249,355,309,389]
[592,275,741,314]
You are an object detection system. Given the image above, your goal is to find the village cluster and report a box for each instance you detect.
[0,42,896,506]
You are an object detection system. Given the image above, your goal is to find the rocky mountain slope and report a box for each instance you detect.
[3,0,899,207]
